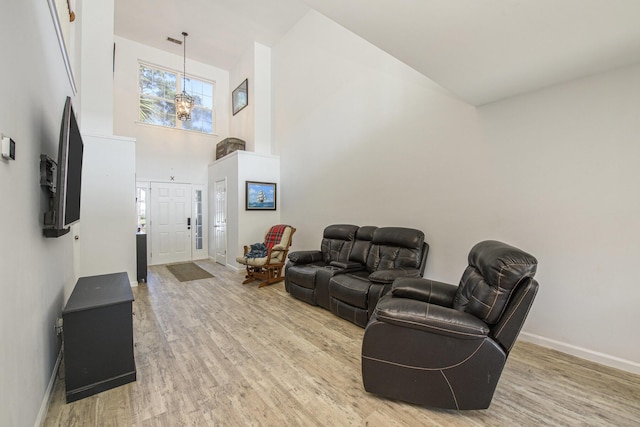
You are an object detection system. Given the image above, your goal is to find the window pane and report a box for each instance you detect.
[140,95,176,127]
[139,63,214,134]
[163,73,177,98]
[182,107,213,134]
[201,94,213,109]
[190,79,202,95]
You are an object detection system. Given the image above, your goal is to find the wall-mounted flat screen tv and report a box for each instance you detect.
[42,96,84,237]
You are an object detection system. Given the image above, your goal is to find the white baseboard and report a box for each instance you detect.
[519,332,640,375]
[34,348,62,427]
[227,264,241,273]
[206,255,242,272]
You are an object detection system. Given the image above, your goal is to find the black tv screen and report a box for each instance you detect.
[62,98,83,226]
[43,96,83,237]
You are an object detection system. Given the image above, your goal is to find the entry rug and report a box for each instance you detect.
[166,262,214,282]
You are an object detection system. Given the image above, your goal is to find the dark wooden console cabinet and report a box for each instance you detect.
[136,232,147,282]
[62,272,136,403]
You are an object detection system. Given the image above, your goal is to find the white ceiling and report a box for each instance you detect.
[114,0,309,70]
[115,0,640,105]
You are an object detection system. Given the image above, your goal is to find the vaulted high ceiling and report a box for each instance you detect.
[115,0,640,105]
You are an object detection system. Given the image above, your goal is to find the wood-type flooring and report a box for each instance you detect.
[44,260,640,426]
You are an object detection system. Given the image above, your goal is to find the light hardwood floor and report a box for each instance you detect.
[44,260,640,426]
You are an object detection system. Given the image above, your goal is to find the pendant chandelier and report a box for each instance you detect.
[175,32,194,121]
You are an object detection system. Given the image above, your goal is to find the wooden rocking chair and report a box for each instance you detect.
[235,225,296,287]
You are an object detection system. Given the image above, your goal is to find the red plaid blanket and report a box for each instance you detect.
[264,224,288,250]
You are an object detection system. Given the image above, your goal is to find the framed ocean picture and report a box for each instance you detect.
[246,181,276,210]
[232,79,248,115]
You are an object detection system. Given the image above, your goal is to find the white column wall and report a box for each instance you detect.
[253,43,272,154]
[208,151,280,269]
[79,0,114,134]
[230,45,257,151]
[77,134,137,284]
[230,42,273,155]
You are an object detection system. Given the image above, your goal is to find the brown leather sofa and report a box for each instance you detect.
[361,240,539,410]
[285,224,429,327]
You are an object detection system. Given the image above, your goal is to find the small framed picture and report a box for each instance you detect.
[246,181,276,210]
[232,79,248,115]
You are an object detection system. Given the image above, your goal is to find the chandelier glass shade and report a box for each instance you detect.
[175,32,193,121]
[176,91,194,121]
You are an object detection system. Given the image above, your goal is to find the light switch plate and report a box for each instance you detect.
[2,136,15,160]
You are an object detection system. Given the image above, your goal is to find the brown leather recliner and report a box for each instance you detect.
[361,240,539,410]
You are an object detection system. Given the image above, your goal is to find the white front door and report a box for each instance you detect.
[214,178,227,265]
[150,182,192,265]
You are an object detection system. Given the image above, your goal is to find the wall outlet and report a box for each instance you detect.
[54,317,63,335]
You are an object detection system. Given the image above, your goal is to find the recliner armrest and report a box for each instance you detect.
[329,261,364,272]
[374,296,490,339]
[368,268,421,285]
[288,250,323,264]
[391,277,458,307]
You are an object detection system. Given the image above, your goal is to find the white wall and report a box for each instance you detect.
[273,11,640,373]
[77,134,137,283]
[79,0,113,134]
[229,42,272,154]
[0,1,79,425]
[273,10,483,267]
[230,46,256,150]
[113,36,230,184]
[253,43,272,154]
[478,64,640,371]
[237,152,281,258]
[208,151,280,269]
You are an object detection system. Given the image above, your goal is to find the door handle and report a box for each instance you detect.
[187,217,191,230]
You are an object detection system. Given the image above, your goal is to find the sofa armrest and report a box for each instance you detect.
[329,261,365,272]
[391,277,458,307]
[288,250,323,264]
[368,268,421,285]
[374,296,489,339]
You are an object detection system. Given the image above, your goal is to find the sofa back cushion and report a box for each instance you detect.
[366,227,425,272]
[320,224,359,264]
[453,240,537,325]
[349,226,377,265]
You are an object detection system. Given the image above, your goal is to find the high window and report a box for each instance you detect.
[138,62,215,134]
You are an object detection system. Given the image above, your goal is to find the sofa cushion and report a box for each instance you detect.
[366,227,425,272]
[329,274,370,309]
[349,226,377,264]
[320,224,359,264]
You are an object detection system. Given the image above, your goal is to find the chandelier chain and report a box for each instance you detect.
[175,31,194,121]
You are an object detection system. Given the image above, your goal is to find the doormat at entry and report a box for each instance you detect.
[166,262,214,282]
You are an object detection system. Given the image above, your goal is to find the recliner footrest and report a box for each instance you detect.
[329,274,370,309]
